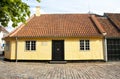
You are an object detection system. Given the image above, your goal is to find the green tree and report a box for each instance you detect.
[0,0,40,27]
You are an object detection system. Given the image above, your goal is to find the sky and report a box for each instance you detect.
[6,0,120,32]
[27,0,120,15]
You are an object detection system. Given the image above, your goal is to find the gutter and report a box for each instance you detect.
[15,37,18,62]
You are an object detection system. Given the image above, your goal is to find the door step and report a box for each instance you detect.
[49,61,67,64]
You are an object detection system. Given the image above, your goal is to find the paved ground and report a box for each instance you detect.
[0,59,120,79]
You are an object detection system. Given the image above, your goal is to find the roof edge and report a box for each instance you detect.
[91,15,107,36]
[5,35,103,38]
[7,15,35,37]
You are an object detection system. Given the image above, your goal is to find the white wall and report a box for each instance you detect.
[0,32,4,51]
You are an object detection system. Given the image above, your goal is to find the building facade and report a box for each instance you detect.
[3,7,120,61]
[4,37,104,61]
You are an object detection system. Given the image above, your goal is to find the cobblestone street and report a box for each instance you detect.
[0,59,120,79]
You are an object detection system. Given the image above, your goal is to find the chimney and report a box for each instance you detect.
[36,6,40,16]
[91,15,107,36]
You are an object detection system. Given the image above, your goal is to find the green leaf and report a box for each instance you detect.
[0,0,40,27]
[36,0,41,2]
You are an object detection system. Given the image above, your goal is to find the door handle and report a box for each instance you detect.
[57,48,60,51]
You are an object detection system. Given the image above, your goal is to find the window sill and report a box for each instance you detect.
[80,50,90,52]
[25,50,36,52]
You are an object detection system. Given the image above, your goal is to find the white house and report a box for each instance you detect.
[0,26,9,53]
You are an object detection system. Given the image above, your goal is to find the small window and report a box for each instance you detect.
[5,41,10,51]
[25,41,36,51]
[80,40,90,50]
[80,40,84,50]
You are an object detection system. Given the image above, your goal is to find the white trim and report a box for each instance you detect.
[104,38,108,61]
[84,40,86,50]
[25,41,36,51]
[80,40,90,51]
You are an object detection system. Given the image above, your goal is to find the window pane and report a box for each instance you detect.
[86,46,90,50]
[80,40,90,50]
[85,40,90,50]
[80,40,84,50]
[31,41,36,50]
[26,41,30,50]
[80,47,84,50]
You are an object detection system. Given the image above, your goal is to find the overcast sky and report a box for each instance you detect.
[25,0,120,15]
[6,0,120,32]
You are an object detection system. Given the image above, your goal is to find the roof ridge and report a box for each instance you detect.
[91,15,107,35]
[8,15,35,37]
[38,14,90,15]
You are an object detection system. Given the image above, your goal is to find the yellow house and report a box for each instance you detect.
[4,7,112,62]
[4,14,106,62]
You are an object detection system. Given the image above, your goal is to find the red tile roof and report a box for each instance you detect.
[97,16,120,37]
[105,13,120,31]
[7,14,102,38]
[91,15,106,35]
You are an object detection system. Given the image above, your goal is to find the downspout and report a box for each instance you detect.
[90,15,108,61]
[15,37,18,62]
[104,38,108,62]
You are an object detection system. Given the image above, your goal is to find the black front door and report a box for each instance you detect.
[52,40,64,61]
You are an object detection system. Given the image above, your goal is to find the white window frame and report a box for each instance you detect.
[25,41,36,51]
[80,40,90,50]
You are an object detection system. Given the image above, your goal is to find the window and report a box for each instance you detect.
[5,41,10,51]
[25,41,36,51]
[80,40,90,50]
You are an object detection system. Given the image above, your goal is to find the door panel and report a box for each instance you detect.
[52,40,64,61]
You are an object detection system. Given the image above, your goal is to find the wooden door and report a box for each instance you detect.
[52,40,64,61]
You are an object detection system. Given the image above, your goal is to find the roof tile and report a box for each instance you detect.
[97,16,120,37]
[8,14,102,37]
[105,13,120,31]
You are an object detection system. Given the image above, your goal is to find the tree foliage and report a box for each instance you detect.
[0,0,40,27]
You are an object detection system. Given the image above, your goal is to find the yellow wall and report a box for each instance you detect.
[5,38,52,60]
[65,38,104,60]
[4,37,104,60]
[4,41,11,59]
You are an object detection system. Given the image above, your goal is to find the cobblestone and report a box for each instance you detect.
[0,60,119,79]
